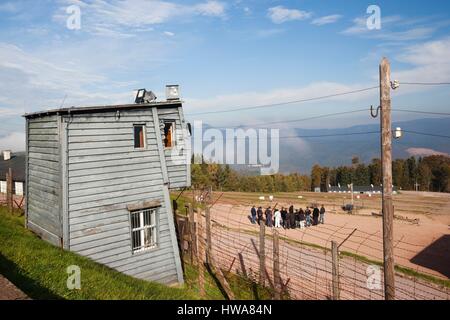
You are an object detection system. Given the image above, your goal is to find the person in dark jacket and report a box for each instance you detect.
[312,206,320,226]
[295,209,301,228]
[319,204,326,224]
[290,208,296,229]
[281,207,287,228]
[299,209,306,229]
[286,205,294,229]
[257,207,264,225]
[250,206,257,224]
[265,207,273,227]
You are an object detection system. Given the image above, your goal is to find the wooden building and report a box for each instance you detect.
[0,151,25,196]
[23,98,190,285]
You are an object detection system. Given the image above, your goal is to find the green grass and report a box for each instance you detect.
[0,206,274,300]
[0,207,199,300]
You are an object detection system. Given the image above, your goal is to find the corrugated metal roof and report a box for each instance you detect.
[23,100,183,118]
[0,152,25,182]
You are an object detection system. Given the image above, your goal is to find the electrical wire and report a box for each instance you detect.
[226,131,380,140]
[212,108,369,129]
[393,109,450,116]
[186,86,379,116]
[401,82,450,86]
[401,130,450,140]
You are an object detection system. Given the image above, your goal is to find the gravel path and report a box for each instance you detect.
[0,274,29,300]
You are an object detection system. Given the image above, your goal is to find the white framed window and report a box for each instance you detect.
[130,208,158,253]
[15,182,23,196]
[133,124,146,149]
[0,181,6,194]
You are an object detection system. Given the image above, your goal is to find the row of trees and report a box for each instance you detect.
[311,155,450,192]
[190,155,450,193]
[191,161,310,193]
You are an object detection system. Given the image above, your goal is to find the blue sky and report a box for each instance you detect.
[1,0,450,151]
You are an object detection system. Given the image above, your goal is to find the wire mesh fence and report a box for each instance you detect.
[175,191,449,300]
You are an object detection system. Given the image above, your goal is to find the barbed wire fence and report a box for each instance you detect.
[174,189,449,300]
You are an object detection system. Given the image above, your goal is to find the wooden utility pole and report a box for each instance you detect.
[380,57,395,300]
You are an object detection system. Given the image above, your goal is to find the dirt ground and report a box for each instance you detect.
[207,191,450,280]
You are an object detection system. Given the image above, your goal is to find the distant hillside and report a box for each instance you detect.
[198,117,450,173]
[281,117,450,173]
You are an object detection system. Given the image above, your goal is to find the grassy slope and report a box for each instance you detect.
[0,207,199,300]
[0,207,271,300]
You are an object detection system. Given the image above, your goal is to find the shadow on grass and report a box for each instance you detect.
[0,253,63,300]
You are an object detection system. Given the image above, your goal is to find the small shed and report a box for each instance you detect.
[23,99,191,285]
[0,151,25,196]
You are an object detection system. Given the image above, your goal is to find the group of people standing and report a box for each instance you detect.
[250,204,326,229]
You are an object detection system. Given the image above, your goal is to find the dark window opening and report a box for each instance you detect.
[163,122,175,148]
[134,125,145,149]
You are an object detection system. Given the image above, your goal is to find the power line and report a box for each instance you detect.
[393,109,450,116]
[227,131,380,140]
[186,86,379,116]
[401,82,450,86]
[212,108,369,129]
[203,107,449,130]
[401,130,450,140]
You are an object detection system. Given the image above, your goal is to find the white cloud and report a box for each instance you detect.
[267,6,311,24]
[195,1,226,17]
[0,132,25,152]
[164,31,175,37]
[185,82,378,124]
[0,42,137,112]
[54,0,226,37]
[312,14,342,26]
[341,15,436,42]
[393,38,450,83]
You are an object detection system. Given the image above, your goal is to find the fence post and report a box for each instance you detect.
[172,199,185,274]
[331,241,340,300]
[259,221,266,286]
[273,229,282,300]
[205,205,212,264]
[196,207,205,297]
[187,203,196,265]
[6,168,13,212]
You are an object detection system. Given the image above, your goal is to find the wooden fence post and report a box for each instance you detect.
[196,207,205,297]
[6,168,13,212]
[205,205,212,264]
[187,203,196,265]
[172,199,185,274]
[273,229,282,300]
[331,241,340,300]
[259,221,266,286]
